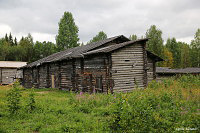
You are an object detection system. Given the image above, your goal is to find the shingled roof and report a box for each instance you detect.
[24,35,129,68]
[23,35,163,68]
[84,38,163,62]
[0,61,27,68]
[156,67,200,74]
[83,38,148,54]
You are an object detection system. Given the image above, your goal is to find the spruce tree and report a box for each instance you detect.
[5,33,8,42]
[14,37,17,45]
[8,33,14,46]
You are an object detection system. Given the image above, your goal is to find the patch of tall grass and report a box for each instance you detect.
[0,75,199,132]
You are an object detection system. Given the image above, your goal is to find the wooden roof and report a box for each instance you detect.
[156,67,200,74]
[23,35,129,68]
[84,38,163,62]
[0,61,27,68]
[23,35,163,68]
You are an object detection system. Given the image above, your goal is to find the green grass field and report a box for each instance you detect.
[0,75,200,132]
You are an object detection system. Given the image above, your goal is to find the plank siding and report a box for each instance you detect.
[49,63,60,88]
[23,68,32,88]
[75,55,109,93]
[0,68,17,84]
[39,65,48,88]
[59,60,73,90]
[0,68,2,84]
[147,57,154,83]
[111,43,145,92]
[21,38,161,93]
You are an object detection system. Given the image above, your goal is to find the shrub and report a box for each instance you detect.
[26,89,36,113]
[6,81,22,115]
[148,80,161,89]
[108,91,185,132]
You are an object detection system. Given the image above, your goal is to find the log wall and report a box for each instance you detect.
[147,57,154,83]
[111,43,146,92]
[49,63,60,88]
[59,60,74,90]
[38,64,48,88]
[0,68,17,84]
[75,55,109,93]
[23,68,32,88]
[22,43,153,93]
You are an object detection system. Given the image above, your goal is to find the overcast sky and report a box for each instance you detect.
[0,0,199,44]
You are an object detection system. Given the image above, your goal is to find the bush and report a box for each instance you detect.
[6,81,22,115]
[0,75,199,132]
[26,89,36,113]
[178,75,200,88]
[108,91,188,132]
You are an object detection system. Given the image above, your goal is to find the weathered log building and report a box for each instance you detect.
[0,61,27,84]
[21,35,163,92]
[156,67,200,80]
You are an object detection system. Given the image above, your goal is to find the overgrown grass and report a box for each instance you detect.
[0,75,199,132]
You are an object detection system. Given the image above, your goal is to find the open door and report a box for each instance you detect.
[51,75,55,88]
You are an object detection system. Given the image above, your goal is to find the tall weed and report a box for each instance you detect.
[6,81,22,115]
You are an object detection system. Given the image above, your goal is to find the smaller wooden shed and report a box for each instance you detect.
[156,67,200,80]
[0,61,27,85]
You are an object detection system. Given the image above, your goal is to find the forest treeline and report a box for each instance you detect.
[0,12,199,68]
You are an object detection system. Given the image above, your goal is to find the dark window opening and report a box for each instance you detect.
[125,60,130,62]
[96,76,103,92]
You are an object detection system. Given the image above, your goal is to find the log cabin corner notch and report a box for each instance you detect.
[20,35,163,93]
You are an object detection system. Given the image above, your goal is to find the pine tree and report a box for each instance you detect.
[5,33,8,42]
[14,37,17,45]
[56,12,79,51]
[88,31,107,44]
[8,32,14,46]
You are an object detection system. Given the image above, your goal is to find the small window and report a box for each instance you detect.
[96,76,103,92]
[125,60,130,62]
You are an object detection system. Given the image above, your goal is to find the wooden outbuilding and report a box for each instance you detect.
[156,67,200,80]
[0,61,27,85]
[21,35,163,92]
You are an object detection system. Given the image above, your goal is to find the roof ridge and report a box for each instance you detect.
[25,35,128,67]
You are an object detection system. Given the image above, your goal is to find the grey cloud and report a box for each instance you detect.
[0,0,199,43]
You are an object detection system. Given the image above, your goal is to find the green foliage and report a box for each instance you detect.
[32,41,57,61]
[0,33,57,62]
[146,25,164,59]
[129,34,137,40]
[180,42,191,68]
[190,28,200,67]
[6,81,22,115]
[26,89,36,113]
[8,32,14,46]
[18,33,34,62]
[147,79,161,89]
[56,11,79,51]
[88,31,107,44]
[166,38,181,68]
[0,76,199,132]
[177,75,200,88]
[0,22,199,70]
